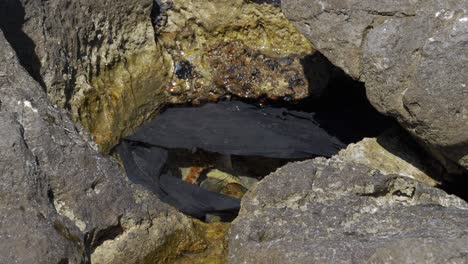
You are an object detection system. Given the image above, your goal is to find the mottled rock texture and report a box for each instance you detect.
[282,0,468,171]
[0,0,171,152]
[0,0,325,152]
[228,156,468,263]
[339,128,446,186]
[156,0,330,104]
[0,29,205,264]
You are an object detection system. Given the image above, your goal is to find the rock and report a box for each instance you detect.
[248,0,281,7]
[174,219,231,264]
[228,156,468,263]
[0,0,329,152]
[0,112,85,263]
[0,0,171,152]
[339,128,445,186]
[157,0,330,104]
[0,29,201,264]
[282,0,468,171]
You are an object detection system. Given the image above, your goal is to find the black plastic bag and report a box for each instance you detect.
[117,101,345,220]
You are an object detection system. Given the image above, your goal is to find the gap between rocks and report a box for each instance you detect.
[115,56,398,223]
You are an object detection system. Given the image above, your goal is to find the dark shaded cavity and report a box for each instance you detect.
[115,51,398,222]
[0,0,46,90]
[89,220,124,253]
[117,101,346,221]
[175,60,193,80]
[151,0,172,33]
[239,53,395,145]
[439,171,468,202]
[249,0,281,7]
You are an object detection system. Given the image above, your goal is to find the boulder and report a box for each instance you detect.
[0,0,171,151]
[0,0,329,152]
[156,0,322,104]
[0,29,199,264]
[339,128,446,186]
[282,0,468,171]
[228,156,468,263]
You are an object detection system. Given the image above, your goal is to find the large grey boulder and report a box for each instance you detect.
[0,30,196,264]
[282,0,468,171]
[228,156,468,263]
[0,0,157,106]
[0,0,171,151]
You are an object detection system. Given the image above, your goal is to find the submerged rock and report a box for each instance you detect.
[282,0,468,172]
[228,156,468,263]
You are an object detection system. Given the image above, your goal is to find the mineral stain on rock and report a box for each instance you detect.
[75,0,318,152]
[2,0,466,263]
[156,0,317,105]
[208,41,309,100]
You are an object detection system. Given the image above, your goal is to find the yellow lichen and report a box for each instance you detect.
[72,42,172,152]
[162,0,313,57]
[174,219,230,264]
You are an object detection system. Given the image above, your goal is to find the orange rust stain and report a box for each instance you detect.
[185,166,205,184]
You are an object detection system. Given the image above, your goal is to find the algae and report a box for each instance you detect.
[158,0,315,103]
[72,42,172,152]
[70,0,317,152]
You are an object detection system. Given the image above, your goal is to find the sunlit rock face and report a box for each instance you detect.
[0,29,203,264]
[282,0,468,172]
[1,0,323,152]
[228,156,468,264]
[0,0,171,152]
[338,128,446,187]
[156,0,325,105]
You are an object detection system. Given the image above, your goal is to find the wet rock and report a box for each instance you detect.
[174,219,230,263]
[208,41,310,100]
[0,0,172,152]
[0,0,328,153]
[157,0,324,104]
[228,156,468,263]
[0,29,199,264]
[282,0,468,172]
[199,169,248,199]
[175,60,194,80]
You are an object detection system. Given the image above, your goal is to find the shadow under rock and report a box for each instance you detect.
[0,0,46,91]
[376,127,447,181]
[296,56,395,145]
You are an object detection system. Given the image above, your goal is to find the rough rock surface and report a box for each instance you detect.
[282,0,468,171]
[339,128,446,186]
[228,156,468,263]
[0,29,205,264]
[0,0,171,151]
[0,0,327,152]
[156,0,329,104]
